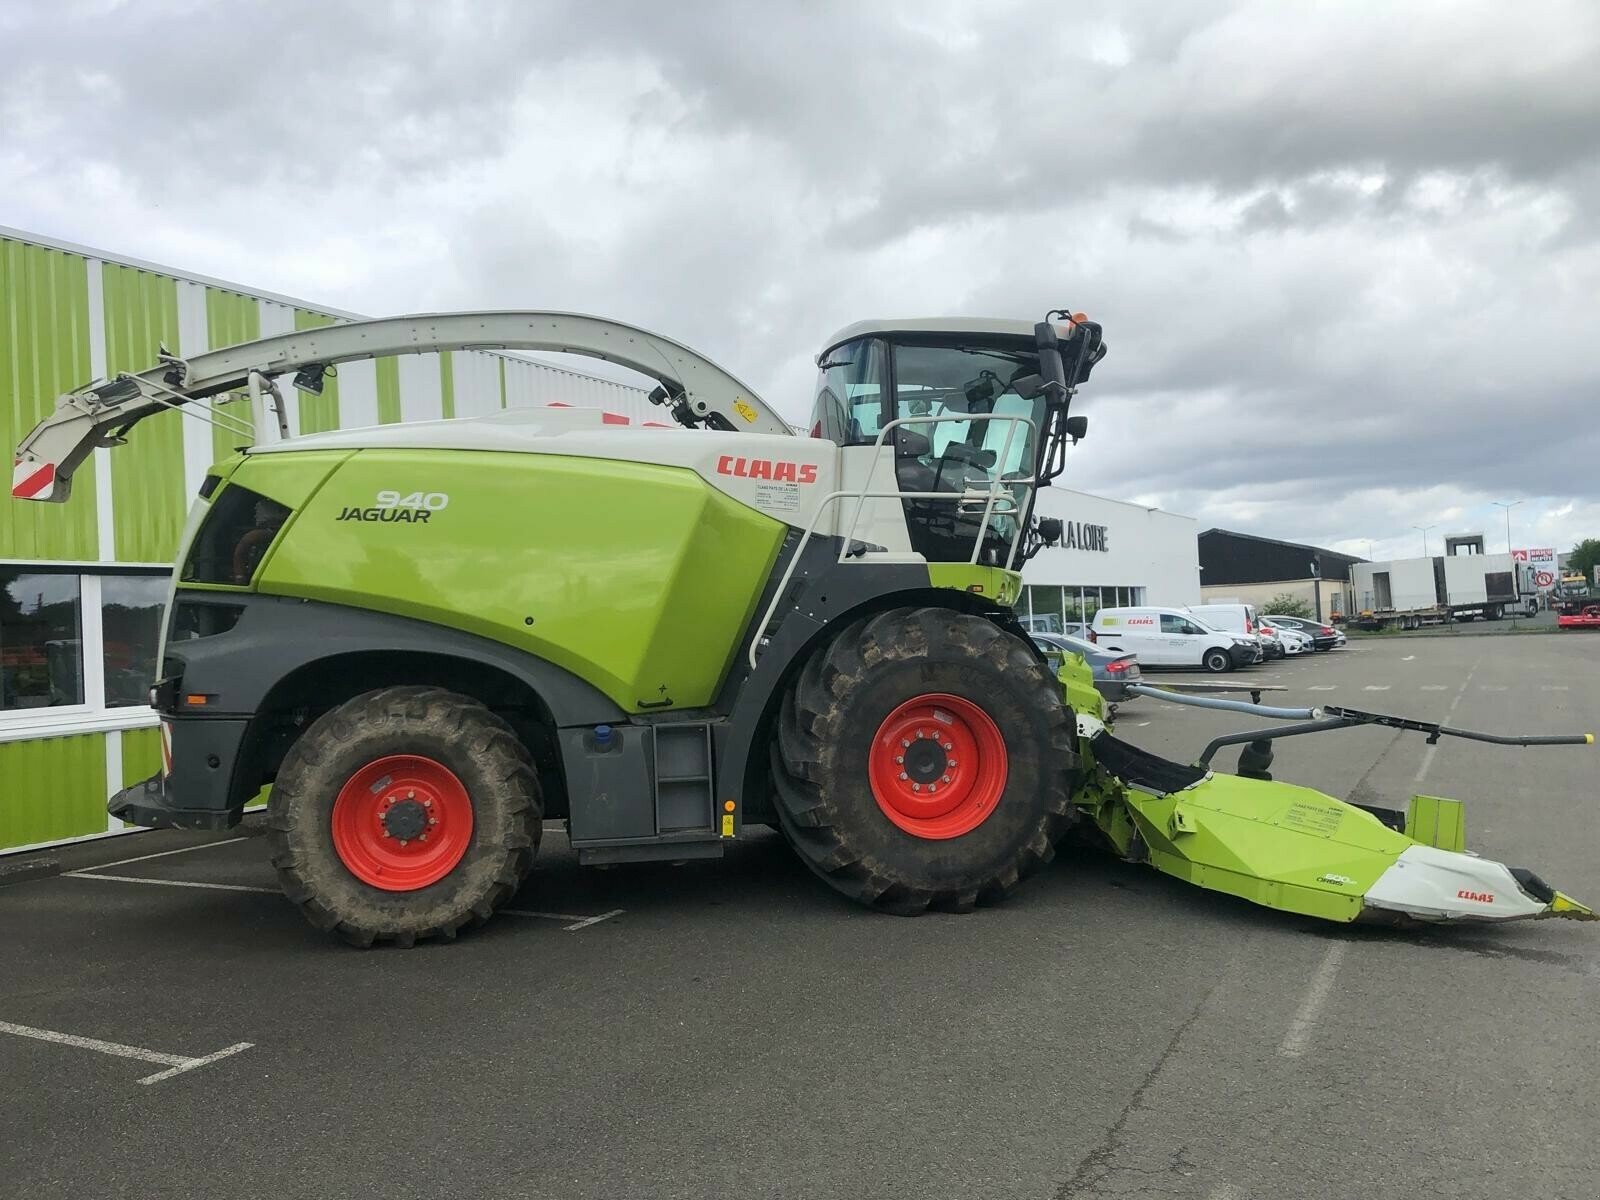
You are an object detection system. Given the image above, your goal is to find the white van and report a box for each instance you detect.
[1090,606,1260,672]
[1186,603,1268,662]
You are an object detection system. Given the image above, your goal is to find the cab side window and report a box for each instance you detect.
[1159,614,1186,634]
[810,338,887,446]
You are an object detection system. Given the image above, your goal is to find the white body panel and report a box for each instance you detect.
[1186,602,1259,636]
[1363,844,1546,922]
[1353,558,1440,612]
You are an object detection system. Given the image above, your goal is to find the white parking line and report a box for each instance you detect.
[1279,941,1348,1058]
[86,837,250,871]
[1362,685,1391,691]
[66,872,278,894]
[1307,685,1336,691]
[0,1019,251,1086]
[504,908,624,931]
[64,871,623,931]
[1478,685,1508,692]
[1542,685,1571,692]
[1420,685,1448,691]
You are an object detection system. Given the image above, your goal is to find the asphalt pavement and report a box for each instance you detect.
[2,634,1597,1199]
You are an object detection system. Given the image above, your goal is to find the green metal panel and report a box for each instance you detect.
[0,733,108,849]
[104,265,185,563]
[439,351,456,419]
[293,310,341,433]
[121,726,162,787]
[376,357,401,425]
[1405,794,1466,852]
[0,238,98,560]
[205,289,260,461]
[250,449,786,711]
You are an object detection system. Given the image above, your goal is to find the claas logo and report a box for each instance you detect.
[717,456,818,484]
[1457,889,1494,904]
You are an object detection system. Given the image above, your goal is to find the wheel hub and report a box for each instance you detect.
[902,736,948,784]
[380,796,429,841]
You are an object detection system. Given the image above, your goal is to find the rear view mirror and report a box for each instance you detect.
[1034,321,1067,403]
[1065,415,1088,443]
[896,430,931,457]
[1036,517,1063,546]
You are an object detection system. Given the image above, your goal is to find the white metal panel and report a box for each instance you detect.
[85,259,115,562]
[257,300,299,440]
[451,351,503,418]
[105,729,123,832]
[398,352,444,424]
[1442,554,1490,606]
[337,359,380,430]
[175,281,214,495]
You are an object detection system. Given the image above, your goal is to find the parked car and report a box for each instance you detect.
[1259,617,1312,656]
[1032,632,1143,703]
[1258,614,1340,651]
[1090,606,1259,673]
[1020,614,1091,640]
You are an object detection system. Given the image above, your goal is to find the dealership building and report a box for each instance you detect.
[1019,488,1200,630]
[2,225,1201,855]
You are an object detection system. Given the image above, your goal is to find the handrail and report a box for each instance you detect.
[746,411,1038,669]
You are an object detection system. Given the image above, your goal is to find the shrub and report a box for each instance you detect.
[1263,593,1314,619]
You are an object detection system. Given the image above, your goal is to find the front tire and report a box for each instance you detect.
[1203,647,1233,673]
[772,607,1077,915]
[266,686,540,946]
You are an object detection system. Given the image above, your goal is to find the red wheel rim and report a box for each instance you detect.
[868,693,1008,839]
[330,755,473,891]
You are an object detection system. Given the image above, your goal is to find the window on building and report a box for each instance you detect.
[102,574,168,708]
[0,569,83,711]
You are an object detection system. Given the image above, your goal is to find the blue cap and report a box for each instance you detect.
[594,724,612,745]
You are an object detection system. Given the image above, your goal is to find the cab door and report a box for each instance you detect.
[1158,613,1200,665]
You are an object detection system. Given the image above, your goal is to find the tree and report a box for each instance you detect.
[1263,593,1314,619]
[1568,538,1600,583]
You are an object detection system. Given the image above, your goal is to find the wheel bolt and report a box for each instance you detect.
[928,784,938,793]
[419,833,428,842]
[428,817,438,826]
[899,772,908,780]
[423,799,432,808]
[942,774,951,783]
[943,742,953,751]
[895,755,904,764]
[912,783,921,792]
[398,839,409,847]
[406,789,415,800]
[902,739,910,748]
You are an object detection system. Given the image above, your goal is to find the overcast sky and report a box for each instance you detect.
[4,0,1597,560]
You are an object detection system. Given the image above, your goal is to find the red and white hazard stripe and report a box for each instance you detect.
[11,457,58,500]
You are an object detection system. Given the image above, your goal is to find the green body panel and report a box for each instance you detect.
[293,311,342,433]
[926,563,1022,606]
[1114,774,1413,922]
[376,358,402,425]
[0,734,107,849]
[249,449,787,712]
[121,727,163,787]
[204,289,261,459]
[0,237,98,560]
[104,265,186,562]
[1405,793,1465,852]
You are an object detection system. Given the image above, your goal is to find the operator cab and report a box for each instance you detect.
[809,317,1104,568]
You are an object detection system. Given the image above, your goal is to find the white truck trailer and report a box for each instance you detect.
[1349,552,1534,629]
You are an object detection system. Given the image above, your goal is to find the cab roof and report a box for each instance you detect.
[818,318,1041,360]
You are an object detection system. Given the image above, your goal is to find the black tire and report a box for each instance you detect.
[1202,647,1233,673]
[771,607,1077,915]
[266,686,539,946]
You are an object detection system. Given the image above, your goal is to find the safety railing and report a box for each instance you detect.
[747,412,1037,668]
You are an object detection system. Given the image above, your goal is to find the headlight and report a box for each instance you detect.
[1230,636,1254,646]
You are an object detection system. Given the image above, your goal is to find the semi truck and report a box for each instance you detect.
[1348,552,1535,629]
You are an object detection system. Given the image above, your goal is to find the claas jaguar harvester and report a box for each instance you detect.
[14,311,1106,944]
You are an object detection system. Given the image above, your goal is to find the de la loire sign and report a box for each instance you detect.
[1059,521,1110,552]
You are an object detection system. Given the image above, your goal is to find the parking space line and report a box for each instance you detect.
[503,908,624,931]
[136,1043,253,1086]
[1279,941,1347,1058]
[0,1019,251,1086]
[1421,685,1448,691]
[1362,685,1391,691]
[1307,685,1336,691]
[84,837,249,872]
[65,872,278,894]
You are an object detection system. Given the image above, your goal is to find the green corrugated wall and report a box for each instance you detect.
[293,310,342,433]
[376,357,401,424]
[205,288,260,461]
[0,237,98,560]
[0,735,107,848]
[104,265,185,562]
[121,727,162,787]
[439,351,456,419]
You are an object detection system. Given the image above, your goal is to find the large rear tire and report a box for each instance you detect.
[266,686,540,946]
[771,607,1077,915]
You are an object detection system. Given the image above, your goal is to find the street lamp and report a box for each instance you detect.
[1413,524,1437,557]
[1491,500,1523,555]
